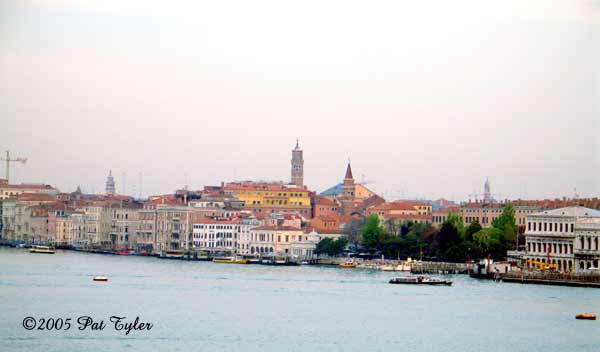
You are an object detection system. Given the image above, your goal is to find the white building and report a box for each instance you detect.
[192,219,241,252]
[524,207,600,273]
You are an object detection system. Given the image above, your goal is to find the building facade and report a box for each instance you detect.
[224,182,311,218]
[524,207,600,273]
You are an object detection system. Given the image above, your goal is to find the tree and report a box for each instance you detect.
[492,203,516,241]
[314,237,349,256]
[361,214,387,253]
[465,219,482,242]
[435,221,461,255]
[342,217,364,249]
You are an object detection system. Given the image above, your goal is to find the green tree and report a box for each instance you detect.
[314,237,349,256]
[314,238,334,256]
[492,203,516,241]
[465,219,482,242]
[361,214,387,253]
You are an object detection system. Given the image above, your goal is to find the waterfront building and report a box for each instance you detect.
[109,202,142,249]
[524,207,600,273]
[1,193,61,244]
[223,181,311,218]
[54,212,73,246]
[291,138,304,188]
[248,225,306,255]
[82,202,113,246]
[192,218,241,252]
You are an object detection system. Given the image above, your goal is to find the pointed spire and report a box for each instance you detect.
[295,137,300,150]
[344,161,353,180]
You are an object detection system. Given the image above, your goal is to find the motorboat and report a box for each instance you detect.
[389,276,452,286]
[213,256,249,264]
[339,260,357,268]
[161,250,185,259]
[29,245,56,254]
[93,276,108,282]
[576,313,596,320]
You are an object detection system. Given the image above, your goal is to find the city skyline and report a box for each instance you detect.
[1,0,599,200]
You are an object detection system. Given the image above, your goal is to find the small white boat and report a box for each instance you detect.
[29,245,56,254]
[93,276,108,282]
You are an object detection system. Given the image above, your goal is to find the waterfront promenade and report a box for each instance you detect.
[1,247,599,352]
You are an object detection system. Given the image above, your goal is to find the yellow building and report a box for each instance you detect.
[55,216,73,246]
[224,182,311,217]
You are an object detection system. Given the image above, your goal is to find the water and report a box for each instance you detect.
[1,247,599,352]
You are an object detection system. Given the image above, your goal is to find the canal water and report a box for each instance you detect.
[1,247,599,351]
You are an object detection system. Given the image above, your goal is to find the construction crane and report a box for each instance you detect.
[0,150,27,183]
[527,260,557,273]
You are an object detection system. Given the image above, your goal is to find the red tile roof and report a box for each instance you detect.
[251,225,303,231]
[2,183,56,190]
[13,193,57,202]
[224,182,308,193]
[370,201,430,211]
[312,195,336,206]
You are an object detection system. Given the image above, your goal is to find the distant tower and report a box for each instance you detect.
[105,170,116,195]
[291,138,304,187]
[340,161,356,215]
[483,177,492,203]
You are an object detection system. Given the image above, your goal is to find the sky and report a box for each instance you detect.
[1,0,599,201]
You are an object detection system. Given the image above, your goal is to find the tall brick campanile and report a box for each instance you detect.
[291,138,304,187]
[340,162,355,215]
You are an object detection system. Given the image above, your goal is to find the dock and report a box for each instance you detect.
[501,272,600,288]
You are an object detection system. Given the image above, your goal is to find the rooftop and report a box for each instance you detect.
[532,206,600,218]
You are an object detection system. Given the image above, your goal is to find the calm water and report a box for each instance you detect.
[1,247,599,352]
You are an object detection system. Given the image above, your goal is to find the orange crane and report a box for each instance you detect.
[0,150,27,183]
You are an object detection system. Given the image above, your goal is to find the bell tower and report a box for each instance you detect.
[291,138,304,187]
[340,161,355,215]
[105,170,116,195]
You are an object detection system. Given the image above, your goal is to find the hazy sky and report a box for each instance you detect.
[1,0,599,201]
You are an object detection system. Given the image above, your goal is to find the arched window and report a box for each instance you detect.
[580,261,585,269]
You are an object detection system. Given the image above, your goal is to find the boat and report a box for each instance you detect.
[300,260,309,265]
[93,276,108,282]
[389,276,452,286]
[212,256,249,264]
[29,245,56,254]
[339,260,357,268]
[161,250,185,259]
[260,256,298,266]
[576,313,597,320]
